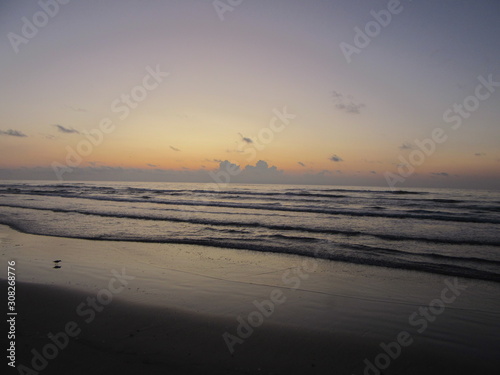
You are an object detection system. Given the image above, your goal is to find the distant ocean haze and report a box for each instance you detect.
[0,181,499,282]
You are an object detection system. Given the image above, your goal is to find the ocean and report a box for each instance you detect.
[0,181,499,282]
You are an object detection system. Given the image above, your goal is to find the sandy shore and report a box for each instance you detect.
[1,224,499,374]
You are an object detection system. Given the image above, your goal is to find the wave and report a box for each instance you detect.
[5,185,500,216]
[0,185,444,200]
[429,199,461,204]
[1,183,498,283]
[4,192,498,224]
[296,187,428,195]
[342,243,500,266]
[1,203,499,246]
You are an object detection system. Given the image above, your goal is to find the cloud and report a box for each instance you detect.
[0,129,27,137]
[335,103,365,114]
[399,142,415,150]
[329,154,344,162]
[370,171,377,174]
[331,90,365,114]
[474,152,485,156]
[432,172,449,177]
[243,160,278,173]
[54,124,79,134]
[65,105,87,113]
[170,146,180,152]
[211,160,284,184]
[147,163,158,167]
[317,169,333,176]
[0,164,497,189]
[216,160,241,174]
[238,133,253,144]
[298,162,306,167]
[240,160,284,183]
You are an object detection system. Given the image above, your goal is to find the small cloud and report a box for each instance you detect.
[474,152,485,157]
[399,142,415,150]
[170,146,180,152]
[298,162,306,167]
[331,90,365,114]
[0,129,27,137]
[217,160,241,173]
[370,171,377,174]
[335,102,365,114]
[329,154,344,162]
[432,172,449,177]
[238,133,253,144]
[243,160,282,176]
[65,105,87,113]
[316,169,332,177]
[331,91,342,99]
[54,124,79,134]
[147,163,158,167]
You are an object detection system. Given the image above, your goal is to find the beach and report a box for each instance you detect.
[2,224,499,374]
[2,0,500,373]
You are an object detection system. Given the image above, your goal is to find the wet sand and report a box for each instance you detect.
[1,224,499,374]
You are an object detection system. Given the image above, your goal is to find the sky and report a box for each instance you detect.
[0,0,499,189]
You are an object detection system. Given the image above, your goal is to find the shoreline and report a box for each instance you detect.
[2,221,499,284]
[2,224,500,374]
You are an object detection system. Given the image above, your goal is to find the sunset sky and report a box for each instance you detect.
[1,0,499,188]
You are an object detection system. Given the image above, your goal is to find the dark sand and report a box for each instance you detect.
[7,281,497,375]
